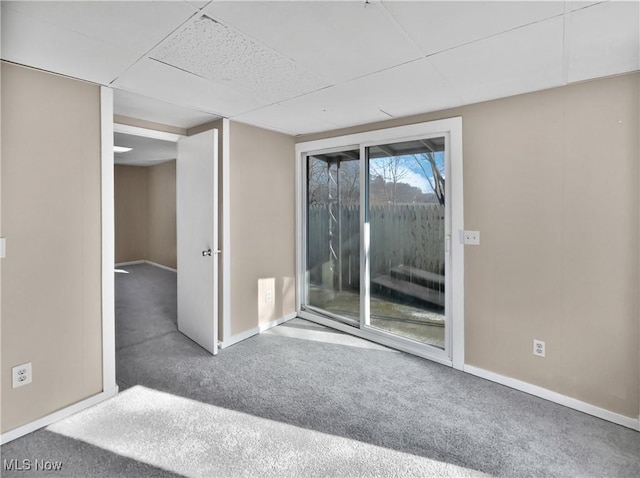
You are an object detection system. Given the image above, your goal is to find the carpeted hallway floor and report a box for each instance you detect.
[2,263,639,477]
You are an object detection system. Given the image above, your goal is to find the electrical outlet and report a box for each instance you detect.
[533,339,546,358]
[12,362,32,388]
[464,230,480,245]
[265,289,273,303]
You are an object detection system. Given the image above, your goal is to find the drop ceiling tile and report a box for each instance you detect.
[359,57,463,118]
[564,1,604,13]
[3,1,197,56]
[112,58,264,117]
[277,84,394,130]
[566,1,640,83]
[114,133,177,167]
[204,1,423,83]
[277,57,461,130]
[185,1,212,10]
[232,104,341,136]
[1,5,140,84]
[429,17,565,105]
[382,0,564,55]
[151,15,330,104]
[114,90,220,130]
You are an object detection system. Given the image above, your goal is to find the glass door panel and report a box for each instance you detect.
[305,149,360,323]
[366,138,446,348]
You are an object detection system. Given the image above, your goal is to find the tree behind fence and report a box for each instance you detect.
[308,204,445,291]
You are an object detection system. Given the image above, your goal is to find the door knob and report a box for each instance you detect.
[202,249,212,257]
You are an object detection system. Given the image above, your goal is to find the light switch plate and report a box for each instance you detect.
[464,230,480,245]
[0,237,5,258]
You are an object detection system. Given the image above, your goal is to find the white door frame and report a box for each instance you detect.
[101,87,117,397]
[104,103,228,392]
[295,118,464,370]
[104,120,186,384]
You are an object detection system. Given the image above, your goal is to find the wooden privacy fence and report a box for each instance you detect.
[308,204,445,290]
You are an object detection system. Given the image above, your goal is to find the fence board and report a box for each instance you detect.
[308,204,445,292]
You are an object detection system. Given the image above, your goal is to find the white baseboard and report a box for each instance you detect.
[114,260,176,273]
[0,386,119,445]
[145,260,177,273]
[220,312,297,349]
[464,365,640,432]
[114,260,144,267]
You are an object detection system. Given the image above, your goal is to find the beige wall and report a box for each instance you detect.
[298,73,640,419]
[228,121,296,336]
[147,160,177,269]
[115,162,177,269]
[1,62,103,433]
[115,165,148,263]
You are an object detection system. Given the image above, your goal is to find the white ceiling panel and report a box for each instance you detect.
[185,1,212,10]
[114,90,220,130]
[114,133,177,167]
[232,104,342,136]
[0,4,141,84]
[204,1,423,83]
[112,58,265,118]
[566,1,640,83]
[382,0,564,56]
[151,15,330,104]
[429,17,565,105]
[355,57,463,119]
[3,1,197,54]
[277,84,396,131]
[278,56,462,130]
[564,1,605,13]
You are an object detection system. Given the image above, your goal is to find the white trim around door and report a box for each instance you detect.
[295,118,464,370]
[101,86,118,397]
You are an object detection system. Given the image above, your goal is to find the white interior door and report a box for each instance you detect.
[177,129,218,355]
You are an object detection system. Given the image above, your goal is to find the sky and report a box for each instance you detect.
[388,152,445,194]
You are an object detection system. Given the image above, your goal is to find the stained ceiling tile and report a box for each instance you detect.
[231,104,342,136]
[2,1,197,56]
[112,58,264,118]
[1,5,141,84]
[114,90,220,130]
[566,1,640,83]
[204,1,423,83]
[382,0,564,56]
[429,17,565,105]
[151,15,330,104]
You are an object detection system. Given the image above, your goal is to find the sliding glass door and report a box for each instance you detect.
[365,139,446,349]
[305,148,360,325]
[298,119,462,366]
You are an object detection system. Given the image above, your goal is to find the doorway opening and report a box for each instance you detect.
[111,112,220,399]
[113,130,179,364]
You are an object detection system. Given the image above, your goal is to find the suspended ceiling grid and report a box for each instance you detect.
[1,1,638,135]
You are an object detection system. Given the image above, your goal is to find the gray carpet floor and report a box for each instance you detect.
[2,263,639,477]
